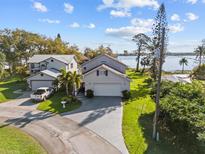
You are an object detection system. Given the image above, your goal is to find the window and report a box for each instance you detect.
[101,61,107,64]
[40,73,44,76]
[97,70,99,76]
[51,59,54,62]
[31,63,34,68]
[84,67,86,70]
[105,70,108,76]
[71,63,73,68]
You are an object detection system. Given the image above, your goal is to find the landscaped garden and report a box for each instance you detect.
[0,125,46,154]
[37,91,81,113]
[122,70,205,154]
[0,76,26,103]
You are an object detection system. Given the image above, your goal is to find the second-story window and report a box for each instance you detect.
[71,63,73,68]
[84,67,86,70]
[97,70,99,76]
[31,63,34,69]
[51,59,54,62]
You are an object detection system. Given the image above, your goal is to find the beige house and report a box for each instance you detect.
[82,54,130,97]
[27,55,78,90]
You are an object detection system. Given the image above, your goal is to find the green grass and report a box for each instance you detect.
[37,91,81,113]
[0,76,26,103]
[0,125,46,154]
[123,70,189,154]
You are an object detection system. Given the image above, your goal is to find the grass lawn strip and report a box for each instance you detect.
[0,76,26,103]
[37,91,81,113]
[0,125,46,154]
[122,70,189,154]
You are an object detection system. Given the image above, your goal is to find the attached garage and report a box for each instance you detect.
[83,64,130,97]
[27,69,60,91]
[93,83,122,96]
[30,80,54,91]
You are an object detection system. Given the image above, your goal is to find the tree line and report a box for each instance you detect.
[0,29,116,78]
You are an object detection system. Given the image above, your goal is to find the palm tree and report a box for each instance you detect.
[132,33,151,72]
[179,57,188,73]
[59,68,71,95]
[194,45,205,67]
[69,71,81,96]
[58,69,81,96]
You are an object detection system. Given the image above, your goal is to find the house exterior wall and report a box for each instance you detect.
[27,73,56,90]
[82,55,127,74]
[67,58,78,73]
[29,57,78,74]
[84,67,130,96]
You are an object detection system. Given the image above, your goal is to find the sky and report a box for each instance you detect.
[0,0,205,53]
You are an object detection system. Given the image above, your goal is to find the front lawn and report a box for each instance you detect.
[0,76,26,103]
[37,91,81,113]
[122,70,191,154]
[0,125,46,154]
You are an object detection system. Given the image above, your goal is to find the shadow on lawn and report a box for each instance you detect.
[0,80,26,102]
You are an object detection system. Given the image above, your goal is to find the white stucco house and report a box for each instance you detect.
[27,55,78,90]
[82,54,130,97]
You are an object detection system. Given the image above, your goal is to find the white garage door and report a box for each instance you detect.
[93,83,122,96]
[31,80,53,90]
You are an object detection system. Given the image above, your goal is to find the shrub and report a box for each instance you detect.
[61,96,72,103]
[192,64,205,80]
[86,89,94,98]
[144,78,153,85]
[122,90,131,99]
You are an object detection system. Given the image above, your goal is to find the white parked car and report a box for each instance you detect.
[30,87,54,101]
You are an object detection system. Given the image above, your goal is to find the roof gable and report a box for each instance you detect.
[82,54,127,67]
[84,64,130,81]
[28,55,75,64]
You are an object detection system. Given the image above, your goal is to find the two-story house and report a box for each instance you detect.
[81,54,130,97]
[27,55,78,90]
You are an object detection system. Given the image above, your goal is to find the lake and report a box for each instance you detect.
[118,56,200,72]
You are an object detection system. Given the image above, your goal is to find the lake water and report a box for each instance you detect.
[118,56,200,72]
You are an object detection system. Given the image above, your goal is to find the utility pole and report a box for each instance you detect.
[152,28,165,140]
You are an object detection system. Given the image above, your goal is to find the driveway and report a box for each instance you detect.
[62,95,129,154]
[0,93,121,154]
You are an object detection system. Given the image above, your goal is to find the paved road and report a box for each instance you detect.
[62,95,129,154]
[0,96,121,154]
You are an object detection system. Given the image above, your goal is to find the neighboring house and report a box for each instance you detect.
[27,55,78,90]
[82,54,130,96]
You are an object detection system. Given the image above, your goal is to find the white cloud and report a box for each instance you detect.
[38,18,60,24]
[69,22,80,28]
[171,14,180,21]
[98,0,159,10]
[85,23,96,29]
[105,18,153,38]
[169,23,184,33]
[110,9,131,17]
[64,3,74,14]
[187,0,197,4]
[33,2,47,12]
[186,12,199,21]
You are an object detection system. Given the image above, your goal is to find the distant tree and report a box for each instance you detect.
[194,44,205,67]
[179,57,188,73]
[0,52,6,77]
[140,56,151,73]
[84,45,116,59]
[132,33,150,72]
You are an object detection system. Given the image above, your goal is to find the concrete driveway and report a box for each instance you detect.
[0,93,121,154]
[62,95,129,154]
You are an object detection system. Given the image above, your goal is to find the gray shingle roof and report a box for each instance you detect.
[41,69,61,78]
[28,55,75,64]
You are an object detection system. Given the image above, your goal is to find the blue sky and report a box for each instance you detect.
[0,0,205,53]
